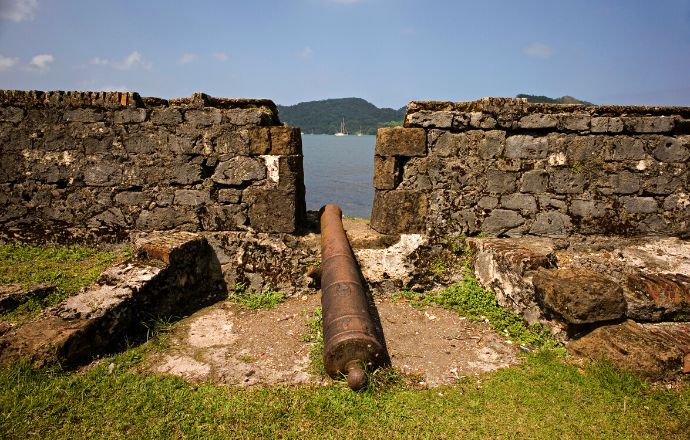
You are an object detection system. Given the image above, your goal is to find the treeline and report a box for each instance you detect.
[517,94,593,105]
[277,98,404,135]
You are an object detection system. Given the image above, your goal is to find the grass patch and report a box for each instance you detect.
[302,306,325,376]
[227,282,284,310]
[398,265,559,350]
[0,350,687,439]
[0,243,124,323]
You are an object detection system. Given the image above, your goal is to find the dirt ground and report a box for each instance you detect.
[145,293,520,388]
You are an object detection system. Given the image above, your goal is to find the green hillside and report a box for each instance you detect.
[277,98,405,135]
[517,94,593,105]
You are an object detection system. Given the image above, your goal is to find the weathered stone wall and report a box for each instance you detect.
[0,90,306,242]
[371,98,690,238]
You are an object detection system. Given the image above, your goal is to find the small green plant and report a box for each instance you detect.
[571,161,583,174]
[429,260,448,278]
[449,234,468,255]
[227,282,284,310]
[302,306,325,375]
[238,354,257,363]
[398,264,559,350]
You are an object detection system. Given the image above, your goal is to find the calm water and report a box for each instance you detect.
[302,134,375,218]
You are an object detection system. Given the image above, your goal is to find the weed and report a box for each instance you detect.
[227,282,284,310]
[429,259,448,277]
[398,264,559,350]
[238,354,257,363]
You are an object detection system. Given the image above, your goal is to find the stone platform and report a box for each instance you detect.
[470,235,690,379]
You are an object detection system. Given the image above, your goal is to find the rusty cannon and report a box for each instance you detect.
[318,204,386,390]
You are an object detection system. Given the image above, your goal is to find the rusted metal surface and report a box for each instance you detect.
[319,204,385,390]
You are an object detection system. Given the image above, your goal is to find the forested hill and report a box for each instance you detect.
[277,98,405,135]
[517,94,593,105]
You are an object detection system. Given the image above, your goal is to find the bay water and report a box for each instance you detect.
[301,134,375,218]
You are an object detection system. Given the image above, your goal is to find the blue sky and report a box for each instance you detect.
[1,0,689,108]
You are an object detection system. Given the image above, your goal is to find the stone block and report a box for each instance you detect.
[478,130,506,159]
[550,169,586,194]
[621,196,658,213]
[277,155,304,192]
[212,157,266,186]
[430,131,459,157]
[610,171,640,194]
[559,113,591,131]
[486,170,517,194]
[644,174,683,195]
[570,199,607,218]
[213,130,248,155]
[375,127,426,157]
[567,320,690,380]
[167,162,202,185]
[136,207,197,230]
[83,160,122,187]
[520,170,549,193]
[370,190,428,234]
[605,136,646,160]
[623,116,675,133]
[64,109,104,123]
[245,127,271,155]
[651,136,689,162]
[150,108,183,125]
[115,191,151,206]
[225,108,269,126]
[246,189,298,233]
[624,272,690,322]
[591,117,624,133]
[185,108,222,127]
[533,268,625,325]
[405,111,453,129]
[501,193,537,213]
[478,196,499,209]
[174,189,211,206]
[217,188,242,204]
[518,114,558,129]
[123,133,156,154]
[270,126,301,155]
[505,135,548,159]
[201,205,248,230]
[481,209,525,235]
[113,108,147,124]
[0,106,24,123]
[373,156,398,190]
[529,211,572,236]
[469,112,497,129]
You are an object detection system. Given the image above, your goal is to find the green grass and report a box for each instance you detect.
[227,282,285,310]
[302,306,325,376]
[398,265,559,350]
[0,243,124,323]
[0,349,687,439]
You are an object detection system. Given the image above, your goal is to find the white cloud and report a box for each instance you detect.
[27,53,53,71]
[213,52,229,62]
[90,51,151,70]
[177,53,197,64]
[0,0,38,22]
[0,55,19,71]
[523,42,553,59]
[299,47,314,59]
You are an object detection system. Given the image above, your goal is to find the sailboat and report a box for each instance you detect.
[334,118,348,136]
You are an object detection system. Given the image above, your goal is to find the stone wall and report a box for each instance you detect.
[0,90,306,242]
[371,98,690,238]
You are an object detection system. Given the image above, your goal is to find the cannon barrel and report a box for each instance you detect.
[319,204,385,390]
